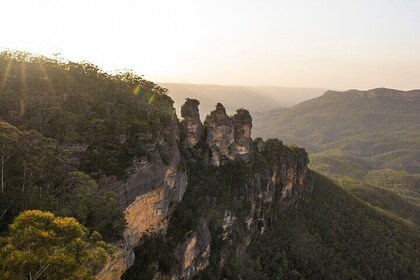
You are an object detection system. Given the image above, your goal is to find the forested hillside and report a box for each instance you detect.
[253,89,420,227]
[245,172,420,280]
[0,51,177,279]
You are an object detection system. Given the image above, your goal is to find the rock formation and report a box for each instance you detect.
[154,101,311,279]
[204,103,237,165]
[233,108,253,160]
[180,98,205,149]
[181,101,253,166]
[174,219,211,279]
[97,100,311,280]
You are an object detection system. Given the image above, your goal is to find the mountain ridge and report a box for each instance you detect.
[324,88,420,100]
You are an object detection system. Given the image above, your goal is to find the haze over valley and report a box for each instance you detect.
[162,83,326,117]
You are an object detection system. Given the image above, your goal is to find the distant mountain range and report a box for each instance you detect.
[160,82,326,118]
[254,88,420,172]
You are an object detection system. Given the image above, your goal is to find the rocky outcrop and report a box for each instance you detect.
[204,103,237,166]
[180,99,205,149]
[204,104,253,165]
[253,138,310,204]
[181,101,253,166]
[99,100,311,280]
[233,109,253,161]
[172,141,311,279]
[174,219,211,279]
[168,102,312,279]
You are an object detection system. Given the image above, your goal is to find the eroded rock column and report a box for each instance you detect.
[204,103,236,166]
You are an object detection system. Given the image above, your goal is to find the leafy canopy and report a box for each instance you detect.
[0,210,113,280]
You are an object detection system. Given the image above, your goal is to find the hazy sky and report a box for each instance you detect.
[1,0,419,89]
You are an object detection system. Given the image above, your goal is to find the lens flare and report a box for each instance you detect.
[148,94,155,104]
[133,84,142,95]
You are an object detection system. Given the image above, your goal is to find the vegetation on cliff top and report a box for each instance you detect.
[0,50,176,179]
[0,210,113,280]
[0,51,180,278]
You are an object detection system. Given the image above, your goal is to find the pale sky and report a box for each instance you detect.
[1,0,419,90]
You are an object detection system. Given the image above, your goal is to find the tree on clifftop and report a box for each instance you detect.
[0,210,113,280]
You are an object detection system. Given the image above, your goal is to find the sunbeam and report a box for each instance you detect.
[19,61,27,117]
[0,59,13,92]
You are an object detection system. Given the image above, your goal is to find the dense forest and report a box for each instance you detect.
[244,172,420,280]
[0,51,176,279]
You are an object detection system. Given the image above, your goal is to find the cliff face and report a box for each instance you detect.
[155,101,311,279]
[97,117,188,280]
[174,218,211,279]
[98,99,311,280]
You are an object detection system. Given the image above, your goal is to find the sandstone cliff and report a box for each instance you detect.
[97,116,187,280]
[144,101,312,279]
[98,99,311,280]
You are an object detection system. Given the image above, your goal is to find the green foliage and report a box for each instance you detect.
[0,50,176,179]
[0,121,125,241]
[57,172,125,242]
[230,172,420,280]
[121,234,176,280]
[310,149,372,178]
[259,138,309,167]
[0,210,113,280]
[363,169,420,204]
[0,120,66,230]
